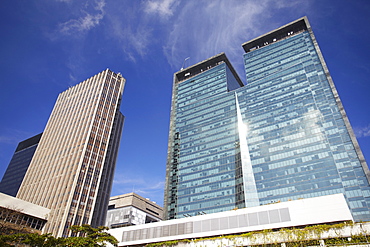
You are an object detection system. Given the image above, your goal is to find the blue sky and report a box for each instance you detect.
[0,0,370,206]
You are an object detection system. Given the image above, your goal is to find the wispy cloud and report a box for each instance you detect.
[354,124,370,138]
[163,0,265,69]
[0,135,18,145]
[0,129,35,144]
[112,172,165,204]
[57,0,106,36]
[46,0,312,74]
[109,16,152,62]
[144,0,179,18]
[162,0,310,73]
[55,0,73,3]
[102,2,155,62]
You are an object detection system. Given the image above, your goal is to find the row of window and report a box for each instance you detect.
[0,209,46,230]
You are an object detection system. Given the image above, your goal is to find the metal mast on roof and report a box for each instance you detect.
[180,57,190,70]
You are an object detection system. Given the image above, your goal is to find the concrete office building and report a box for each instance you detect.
[17,69,125,237]
[106,193,163,229]
[164,17,370,222]
[0,133,42,197]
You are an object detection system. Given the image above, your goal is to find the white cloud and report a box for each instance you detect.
[58,0,106,35]
[113,174,145,186]
[162,0,310,73]
[0,129,37,145]
[0,135,17,144]
[163,0,266,71]
[104,0,179,61]
[354,124,370,138]
[133,181,165,195]
[104,3,154,62]
[123,25,152,60]
[68,73,77,83]
[112,172,165,204]
[102,0,311,65]
[48,0,312,81]
[145,0,179,18]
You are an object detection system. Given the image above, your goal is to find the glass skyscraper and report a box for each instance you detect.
[0,133,42,197]
[164,17,370,222]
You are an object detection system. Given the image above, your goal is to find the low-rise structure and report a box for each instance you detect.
[0,192,50,234]
[106,193,163,229]
[108,194,354,246]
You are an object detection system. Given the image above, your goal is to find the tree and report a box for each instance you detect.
[19,233,64,247]
[65,225,118,247]
[0,225,118,247]
[0,206,30,235]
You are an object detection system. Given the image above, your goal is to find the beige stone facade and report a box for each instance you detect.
[17,69,125,237]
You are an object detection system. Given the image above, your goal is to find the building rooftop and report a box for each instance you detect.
[242,16,309,53]
[174,53,243,87]
[109,192,163,219]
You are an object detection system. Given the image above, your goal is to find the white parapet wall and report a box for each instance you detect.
[183,222,370,247]
[0,192,50,220]
[109,194,354,246]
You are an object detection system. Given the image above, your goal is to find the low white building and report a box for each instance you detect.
[109,194,354,246]
[0,192,50,233]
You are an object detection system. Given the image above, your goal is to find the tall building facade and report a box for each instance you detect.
[164,17,370,222]
[17,69,125,237]
[0,133,42,197]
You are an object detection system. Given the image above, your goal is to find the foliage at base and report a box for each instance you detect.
[145,221,370,247]
[0,224,118,247]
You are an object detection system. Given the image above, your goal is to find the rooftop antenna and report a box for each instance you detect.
[180,57,190,70]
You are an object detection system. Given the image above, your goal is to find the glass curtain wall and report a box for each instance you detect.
[238,21,370,221]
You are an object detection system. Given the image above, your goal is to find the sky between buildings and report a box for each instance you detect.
[0,0,370,207]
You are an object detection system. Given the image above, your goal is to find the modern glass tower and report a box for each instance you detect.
[0,133,42,197]
[164,17,370,222]
[17,69,125,237]
[164,53,258,220]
